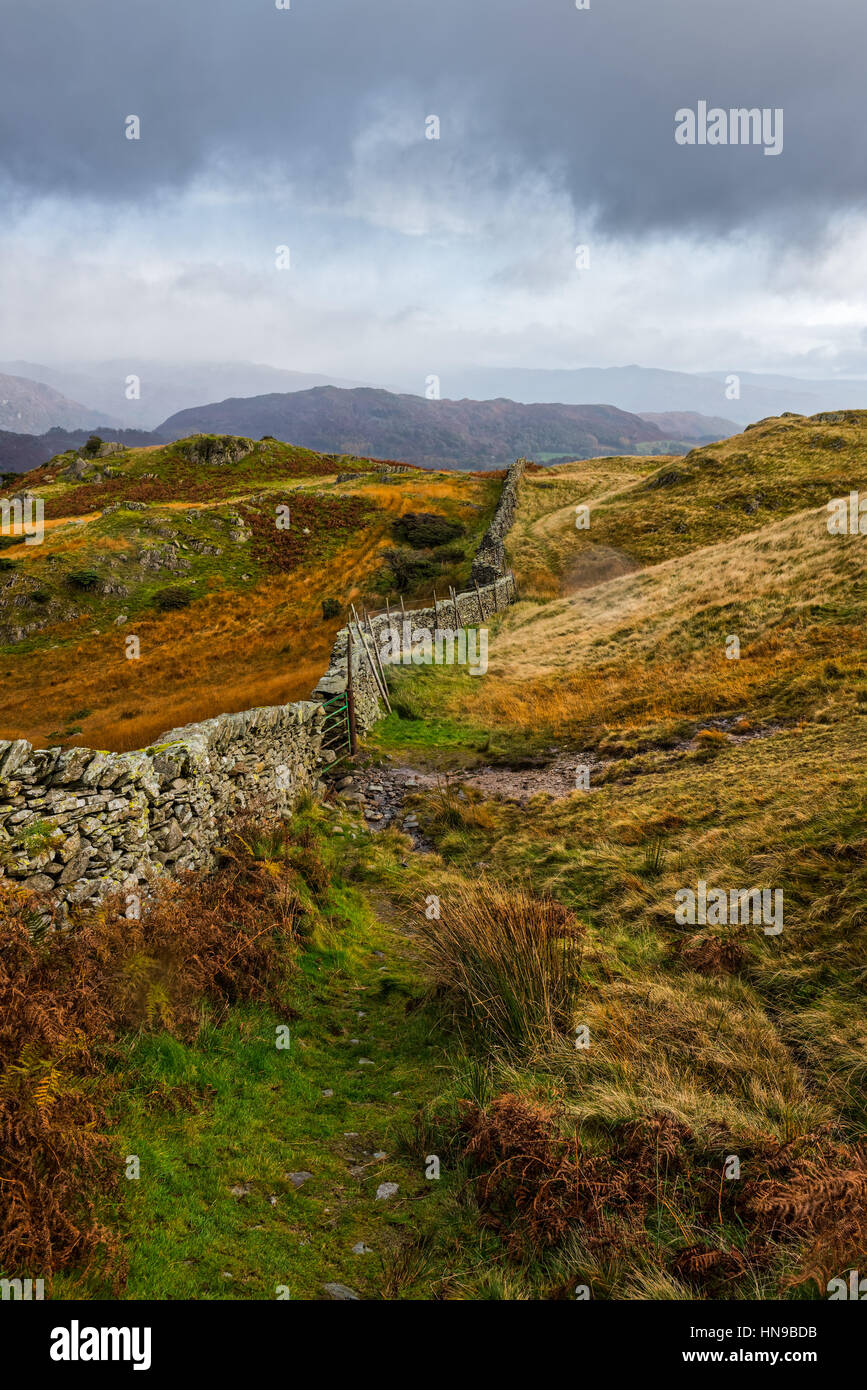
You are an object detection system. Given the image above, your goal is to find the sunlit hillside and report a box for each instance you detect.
[353,410,867,1297]
[0,434,500,750]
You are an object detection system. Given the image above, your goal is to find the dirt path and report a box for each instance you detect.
[334,752,601,841]
[334,717,787,829]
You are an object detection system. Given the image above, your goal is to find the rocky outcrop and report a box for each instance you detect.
[175,435,256,467]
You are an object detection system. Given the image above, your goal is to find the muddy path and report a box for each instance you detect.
[329,717,786,837]
[329,753,600,851]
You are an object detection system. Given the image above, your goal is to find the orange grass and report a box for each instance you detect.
[443,625,860,742]
[1,469,498,751]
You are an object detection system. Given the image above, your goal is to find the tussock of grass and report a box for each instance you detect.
[413,877,583,1053]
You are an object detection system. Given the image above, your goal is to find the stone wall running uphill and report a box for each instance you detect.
[0,457,525,908]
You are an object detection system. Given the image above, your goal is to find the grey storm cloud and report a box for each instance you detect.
[1,0,865,238]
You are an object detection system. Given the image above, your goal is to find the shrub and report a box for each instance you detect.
[393,512,464,548]
[153,586,193,611]
[66,568,101,591]
[415,876,582,1051]
[382,548,437,591]
[83,435,104,457]
[321,597,341,620]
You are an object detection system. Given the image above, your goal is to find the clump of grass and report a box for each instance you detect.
[388,676,427,722]
[424,781,496,834]
[694,728,730,746]
[16,818,61,855]
[66,568,101,591]
[153,586,193,611]
[415,877,582,1051]
[639,837,667,879]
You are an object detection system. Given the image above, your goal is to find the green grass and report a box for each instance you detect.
[51,835,493,1301]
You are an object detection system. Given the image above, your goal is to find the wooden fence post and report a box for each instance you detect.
[350,605,390,711]
[365,607,393,715]
[474,579,486,623]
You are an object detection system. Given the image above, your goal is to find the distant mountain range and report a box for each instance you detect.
[3,358,867,437]
[0,372,115,434]
[156,386,732,471]
[0,360,371,431]
[442,366,867,426]
[0,385,741,475]
[5,354,867,474]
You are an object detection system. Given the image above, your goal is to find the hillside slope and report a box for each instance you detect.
[350,408,867,1297]
[158,385,690,469]
[0,433,499,750]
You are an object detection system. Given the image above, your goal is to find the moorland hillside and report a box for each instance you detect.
[0,433,500,750]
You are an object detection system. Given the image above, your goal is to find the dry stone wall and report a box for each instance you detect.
[0,702,327,913]
[0,458,525,908]
[312,572,517,732]
[470,456,526,586]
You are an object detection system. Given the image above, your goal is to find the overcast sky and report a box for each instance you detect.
[1,0,866,387]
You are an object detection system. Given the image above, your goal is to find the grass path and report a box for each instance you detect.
[53,867,482,1302]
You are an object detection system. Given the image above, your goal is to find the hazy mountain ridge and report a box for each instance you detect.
[638,410,740,441]
[0,360,372,431]
[0,372,115,434]
[446,365,867,426]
